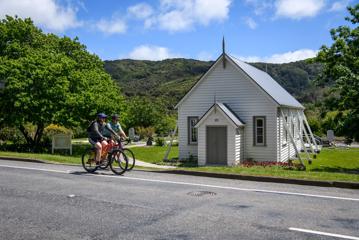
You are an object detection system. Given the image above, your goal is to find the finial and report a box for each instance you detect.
[222,36,225,55]
[222,36,226,69]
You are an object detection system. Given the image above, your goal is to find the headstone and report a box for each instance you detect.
[129,128,135,140]
[327,130,335,143]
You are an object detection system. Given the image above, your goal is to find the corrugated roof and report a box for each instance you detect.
[227,54,304,109]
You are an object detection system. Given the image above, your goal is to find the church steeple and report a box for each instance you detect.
[222,36,226,69]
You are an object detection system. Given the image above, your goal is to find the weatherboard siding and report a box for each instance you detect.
[178,58,278,162]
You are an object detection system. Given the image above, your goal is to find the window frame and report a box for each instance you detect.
[253,116,266,146]
[188,116,199,145]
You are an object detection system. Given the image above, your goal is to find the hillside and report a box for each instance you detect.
[104,58,322,109]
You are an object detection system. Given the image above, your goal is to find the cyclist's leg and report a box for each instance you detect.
[95,142,102,163]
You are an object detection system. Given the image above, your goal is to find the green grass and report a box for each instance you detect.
[0,151,80,165]
[130,146,179,164]
[130,146,359,182]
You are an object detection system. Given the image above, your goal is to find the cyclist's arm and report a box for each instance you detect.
[118,124,128,138]
[105,124,121,140]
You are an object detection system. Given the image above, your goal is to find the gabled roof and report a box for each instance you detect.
[227,54,304,109]
[195,102,245,128]
[175,53,304,109]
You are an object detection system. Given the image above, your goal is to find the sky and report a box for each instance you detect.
[0,0,356,63]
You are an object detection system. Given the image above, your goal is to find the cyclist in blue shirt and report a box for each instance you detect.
[102,114,127,140]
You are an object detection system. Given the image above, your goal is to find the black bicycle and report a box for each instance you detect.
[118,139,136,171]
[81,139,128,175]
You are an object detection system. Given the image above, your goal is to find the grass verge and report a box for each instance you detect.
[130,146,359,182]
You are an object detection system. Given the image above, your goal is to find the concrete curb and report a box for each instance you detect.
[148,170,359,189]
[1,157,359,189]
[0,156,47,164]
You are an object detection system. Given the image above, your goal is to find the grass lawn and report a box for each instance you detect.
[0,151,80,165]
[130,146,179,164]
[130,146,359,182]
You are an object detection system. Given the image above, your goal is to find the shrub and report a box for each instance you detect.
[0,126,26,144]
[155,137,165,146]
[136,126,155,139]
[44,124,73,137]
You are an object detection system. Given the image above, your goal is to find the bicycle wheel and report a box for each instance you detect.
[81,148,98,173]
[98,154,110,170]
[109,150,128,175]
[123,148,135,170]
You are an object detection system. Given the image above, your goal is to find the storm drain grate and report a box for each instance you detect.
[187,191,217,197]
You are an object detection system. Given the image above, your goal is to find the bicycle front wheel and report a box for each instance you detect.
[123,148,135,171]
[81,148,98,173]
[109,150,128,175]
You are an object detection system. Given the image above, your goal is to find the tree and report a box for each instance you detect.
[315,4,359,141]
[123,96,176,135]
[0,16,124,151]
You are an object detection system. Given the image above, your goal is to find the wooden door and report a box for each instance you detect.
[206,126,227,165]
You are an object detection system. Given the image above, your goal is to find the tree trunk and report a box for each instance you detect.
[33,123,44,152]
[19,125,34,147]
[19,124,45,152]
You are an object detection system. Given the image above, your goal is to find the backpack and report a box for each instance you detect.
[87,121,96,133]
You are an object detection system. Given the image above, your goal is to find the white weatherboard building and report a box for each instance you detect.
[175,49,318,166]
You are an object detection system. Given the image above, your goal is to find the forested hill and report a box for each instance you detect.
[104,58,322,109]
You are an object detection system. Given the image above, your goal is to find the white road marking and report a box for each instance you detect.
[1,164,359,202]
[289,227,359,240]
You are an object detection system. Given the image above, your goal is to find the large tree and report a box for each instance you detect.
[315,4,359,141]
[0,16,124,151]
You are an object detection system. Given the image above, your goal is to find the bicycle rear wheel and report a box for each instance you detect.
[109,150,128,175]
[81,148,98,173]
[123,148,135,171]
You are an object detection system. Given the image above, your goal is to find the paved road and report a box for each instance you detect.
[0,159,358,240]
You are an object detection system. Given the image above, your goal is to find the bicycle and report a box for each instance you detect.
[81,138,128,175]
[101,138,136,171]
[117,138,136,171]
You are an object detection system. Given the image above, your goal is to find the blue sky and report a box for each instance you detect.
[0,0,355,62]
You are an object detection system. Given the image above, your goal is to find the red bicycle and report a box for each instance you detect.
[81,138,129,175]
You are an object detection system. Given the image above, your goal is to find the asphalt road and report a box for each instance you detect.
[0,159,358,240]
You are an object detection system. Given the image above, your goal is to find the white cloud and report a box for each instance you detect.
[245,0,274,15]
[141,0,231,32]
[236,49,318,63]
[95,18,127,35]
[244,17,257,29]
[329,1,348,12]
[128,3,154,19]
[275,0,325,19]
[0,0,81,31]
[158,10,194,31]
[127,45,182,61]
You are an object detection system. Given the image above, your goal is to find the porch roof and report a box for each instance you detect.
[195,102,245,128]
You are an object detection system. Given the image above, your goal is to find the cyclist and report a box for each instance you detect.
[111,114,127,139]
[87,113,114,164]
[102,113,127,140]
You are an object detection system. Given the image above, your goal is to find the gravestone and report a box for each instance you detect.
[129,127,135,140]
[327,130,335,143]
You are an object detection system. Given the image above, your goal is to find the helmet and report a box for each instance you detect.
[112,114,119,120]
[97,113,107,119]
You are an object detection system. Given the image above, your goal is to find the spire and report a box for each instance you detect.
[222,36,225,55]
[222,36,226,69]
